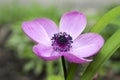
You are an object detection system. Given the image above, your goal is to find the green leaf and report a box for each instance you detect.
[34,60,44,75]
[67,6,120,80]
[47,75,63,80]
[23,61,34,72]
[80,6,120,80]
[47,61,54,76]
[90,6,120,33]
[67,63,78,80]
[81,29,120,80]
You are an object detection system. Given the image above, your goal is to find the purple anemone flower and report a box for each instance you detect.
[22,11,104,63]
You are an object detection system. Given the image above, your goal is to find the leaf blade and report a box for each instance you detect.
[90,6,120,33]
[81,29,120,80]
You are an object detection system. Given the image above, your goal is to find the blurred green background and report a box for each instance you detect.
[0,0,120,80]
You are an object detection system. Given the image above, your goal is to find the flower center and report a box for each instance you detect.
[57,35,67,45]
[51,32,73,52]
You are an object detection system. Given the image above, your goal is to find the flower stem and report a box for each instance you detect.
[66,63,78,80]
[61,56,67,80]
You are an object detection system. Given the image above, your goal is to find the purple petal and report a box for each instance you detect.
[22,21,51,45]
[72,33,104,57]
[59,11,86,40]
[33,44,61,60]
[61,52,92,63]
[34,18,58,38]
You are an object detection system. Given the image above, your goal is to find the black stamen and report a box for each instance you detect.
[51,32,73,52]
[58,36,67,45]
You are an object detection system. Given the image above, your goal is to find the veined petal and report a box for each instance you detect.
[59,11,86,40]
[72,33,104,57]
[61,52,92,63]
[34,18,59,38]
[33,44,61,60]
[22,21,51,45]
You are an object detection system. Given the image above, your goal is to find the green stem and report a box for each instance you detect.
[66,63,78,80]
[61,56,67,80]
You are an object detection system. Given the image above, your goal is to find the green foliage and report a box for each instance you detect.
[66,6,120,80]
[0,3,60,24]
[23,60,35,72]
[81,6,120,80]
[47,75,64,80]
[81,30,120,80]
[3,3,63,79]
[90,6,120,33]
[2,2,120,80]
[67,63,78,80]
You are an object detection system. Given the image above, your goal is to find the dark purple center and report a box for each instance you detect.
[57,35,67,46]
[51,32,73,52]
